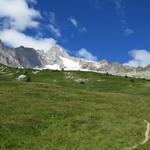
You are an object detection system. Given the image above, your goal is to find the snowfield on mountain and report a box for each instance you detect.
[1,40,150,79]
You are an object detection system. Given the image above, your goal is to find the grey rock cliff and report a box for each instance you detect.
[0,40,150,79]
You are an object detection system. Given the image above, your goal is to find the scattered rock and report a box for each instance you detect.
[32,71,39,74]
[97,79,105,82]
[64,72,74,79]
[17,74,26,80]
[74,78,89,83]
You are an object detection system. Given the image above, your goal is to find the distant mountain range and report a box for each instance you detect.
[0,40,150,79]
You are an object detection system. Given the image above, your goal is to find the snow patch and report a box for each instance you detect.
[60,56,81,70]
[74,78,89,83]
[64,72,74,79]
[17,74,26,80]
[32,71,39,74]
[45,64,60,70]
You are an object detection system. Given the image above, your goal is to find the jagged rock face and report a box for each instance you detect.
[14,46,46,68]
[46,45,70,67]
[0,41,21,68]
[139,65,150,71]
[0,40,150,79]
[0,42,45,68]
[0,40,3,49]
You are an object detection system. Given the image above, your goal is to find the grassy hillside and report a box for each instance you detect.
[0,64,150,150]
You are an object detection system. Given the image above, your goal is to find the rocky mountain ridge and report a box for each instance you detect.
[0,40,150,79]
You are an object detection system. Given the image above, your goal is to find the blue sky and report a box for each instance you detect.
[0,0,150,66]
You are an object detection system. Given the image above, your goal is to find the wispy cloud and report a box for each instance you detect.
[124,49,150,67]
[77,48,97,61]
[68,17,87,38]
[112,0,122,10]
[79,27,87,33]
[44,11,62,38]
[111,0,135,37]
[94,0,100,10]
[48,12,56,25]
[68,17,78,28]
[123,28,134,37]
[49,24,61,38]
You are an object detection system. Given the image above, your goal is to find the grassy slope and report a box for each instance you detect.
[0,64,150,150]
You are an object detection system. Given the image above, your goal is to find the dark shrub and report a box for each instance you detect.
[106,72,109,76]
[130,78,135,83]
[26,75,31,82]
[80,81,85,85]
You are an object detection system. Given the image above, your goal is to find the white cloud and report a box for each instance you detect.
[0,0,41,31]
[0,29,56,51]
[49,24,61,38]
[124,28,134,37]
[0,0,59,51]
[68,17,78,28]
[124,49,150,67]
[77,48,97,61]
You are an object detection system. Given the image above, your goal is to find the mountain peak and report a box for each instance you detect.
[99,59,109,66]
[47,45,69,58]
[0,41,150,79]
[18,46,25,49]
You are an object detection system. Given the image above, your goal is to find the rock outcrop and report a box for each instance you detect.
[0,40,150,79]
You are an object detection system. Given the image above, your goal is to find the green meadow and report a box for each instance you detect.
[0,64,150,150]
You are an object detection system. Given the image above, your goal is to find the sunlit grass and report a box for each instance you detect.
[0,64,150,150]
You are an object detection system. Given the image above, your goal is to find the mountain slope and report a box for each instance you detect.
[0,40,150,79]
[0,65,150,150]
